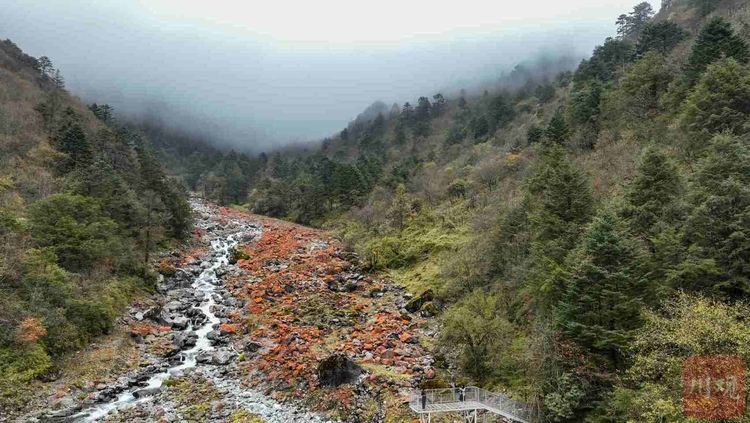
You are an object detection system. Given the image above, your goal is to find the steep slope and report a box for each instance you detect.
[0,40,191,415]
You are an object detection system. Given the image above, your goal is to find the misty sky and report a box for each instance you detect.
[2,1,636,151]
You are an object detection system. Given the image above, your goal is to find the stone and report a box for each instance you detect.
[133,387,161,398]
[196,352,212,364]
[316,354,363,387]
[211,350,237,365]
[244,341,262,353]
[53,395,76,409]
[173,332,197,349]
[164,314,189,330]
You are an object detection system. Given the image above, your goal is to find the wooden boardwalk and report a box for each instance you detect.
[408,387,532,423]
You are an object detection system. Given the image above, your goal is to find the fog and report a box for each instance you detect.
[1,1,635,151]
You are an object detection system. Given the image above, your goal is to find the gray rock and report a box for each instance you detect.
[196,352,212,364]
[164,314,189,330]
[211,350,237,365]
[173,332,197,349]
[133,387,161,398]
[53,395,76,409]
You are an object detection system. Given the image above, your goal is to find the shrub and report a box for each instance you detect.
[446,179,469,199]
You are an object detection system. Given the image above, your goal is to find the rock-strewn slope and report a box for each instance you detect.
[18,201,435,423]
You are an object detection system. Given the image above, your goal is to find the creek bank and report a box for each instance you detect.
[21,199,334,423]
[19,200,440,423]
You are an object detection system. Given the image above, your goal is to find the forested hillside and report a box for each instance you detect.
[180,0,750,420]
[0,40,191,407]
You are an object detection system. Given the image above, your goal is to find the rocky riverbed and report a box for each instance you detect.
[15,199,439,423]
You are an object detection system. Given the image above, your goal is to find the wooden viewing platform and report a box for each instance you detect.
[408,386,533,423]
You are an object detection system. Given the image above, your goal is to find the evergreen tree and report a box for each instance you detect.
[401,102,414,125]
[37,56,53,78]
[619,51,674,119]
[558,208,647,370]
[624,146,684,239]
[527,124,544,144]
[471,115,490,140]
[528,144,593,263]
[28,194,120,272]
[685,17,749,83]
[340,127,349,142]
[415,96,432,121]
[58,122,93,170]
[684,134,750,298]
[431,93,446,117]
[412,120,431,139]
[545,112,568,144]
[636,21,687,56]
[369,113,386,137]
[488,93,515,131]
[140,190,168,267]
[680,58,750,149]
[574,38,635,84]
[52,70,65,91]
[535,84,556,103]
[616,2,655,37]
[570,82,601,126]
[68,158,144,236]
[393,120,407,145]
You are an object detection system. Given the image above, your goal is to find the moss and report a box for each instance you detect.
[360,363,412,381]
[157,262,177,276]
[228,410,266,423]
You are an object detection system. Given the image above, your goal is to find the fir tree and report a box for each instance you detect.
[401,102,414,125]
[528,144,593,263]
[488,93,515,130]
[636,21,687,56]
[340,127,349,142]
[432,93,446,117]
[58,122,93,170]
[685,17,749,83]
[527,124,544,144]
[680,58,750,149]
[393,121,407,145]
[624,146,684,238]
[558,208,647,369]
[415,96,432,121]
[684,134,750,298]
[545,112,568,144]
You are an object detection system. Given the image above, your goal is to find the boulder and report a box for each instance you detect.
[316,354,363,387]
[173,332,197,349]
[196,352,212,364]
[212,350,236,365]
[405,289,434,313]
[164,314,189,330]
